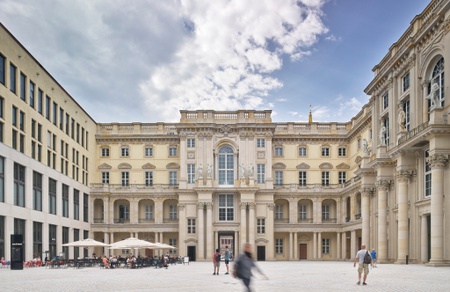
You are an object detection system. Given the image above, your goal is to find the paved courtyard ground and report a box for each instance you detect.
[1,261,449,292]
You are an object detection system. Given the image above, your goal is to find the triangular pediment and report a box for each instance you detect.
[272,163,286,170]
[319,162,333,169]
[336,163,350,169]
[142,163,156,169]
[296,163,310,169]
[98,163,112,170]
[118,163,132,169]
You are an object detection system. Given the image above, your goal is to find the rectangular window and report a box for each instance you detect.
[121,172,129,186]
[425,150,431,197]
[169,146,177,156]
[33,221,43,260]
[144,205,154,220]
[298,147,307,156]
[0,97,3,118]
[187,138,195,148]
[322,171,330,186]
[65,113,70,134]
[169,238,177,254]
[10,63,16,93]
[62,184,69,218]
[274,146,283,156]
[322,238,330,254]
[383,117,390,145]
[83,193,89,222]
[402,72,410,92]
[33,171,42,211]
[338,171,347,184]
[275,204,283,220]
[187,164,195,184]
[144,147,153,157]
[19,111,25,131]
[62,226,69,259]
[299,171,307,186]
[321,147,330,156]
[169,205,177,220]
[37,89,43,114]
[275,238,283,254]
[121,147,129,157]
[101,148,109,157]
[187,218,196,234]
[52,102,57,126]
[100,171,109,184]
[12,106,17,127]
[299,205,307,220]
[73,189,79,220]
[20,73,26,101]
[218,194,234,221]
[322,204,330,220]
[383,93,389,110]
[29,81,35,108]
[14,163,25,207]
[169,171,177,185]
[73,229,80,259]
[45,96,51,120]
[404,100,410,131]
[71,118,75,139]
[0,54,4,85]
[274,170,283,186]
[257,218,265,234]
[338,147,346,157]
[59,108,64,130]
[0,157,4,203]
[49,178,57,215]
[145,171,153,186]
[257,138,265,148]
[257,164,265,184]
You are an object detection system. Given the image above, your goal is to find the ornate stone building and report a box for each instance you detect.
[1,0,449,264]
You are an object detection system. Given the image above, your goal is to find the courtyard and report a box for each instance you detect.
[0,261,449,291]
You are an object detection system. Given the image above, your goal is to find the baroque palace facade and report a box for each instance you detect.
[1,0,450,264]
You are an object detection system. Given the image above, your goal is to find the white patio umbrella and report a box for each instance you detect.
[62,238,110,247]
[148,242,176,249]
[109,237,157,249]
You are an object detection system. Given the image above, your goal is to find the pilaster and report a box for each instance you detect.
[395,170,413,264]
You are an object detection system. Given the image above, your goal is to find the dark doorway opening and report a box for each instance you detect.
[187,246,196,262]
[299,244,307,260]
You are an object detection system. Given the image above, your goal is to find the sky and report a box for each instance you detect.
[0,0,431,123]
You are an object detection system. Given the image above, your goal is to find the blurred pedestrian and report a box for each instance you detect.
[233,243,268,291]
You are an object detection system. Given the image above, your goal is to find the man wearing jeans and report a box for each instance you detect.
[353,244,372,285]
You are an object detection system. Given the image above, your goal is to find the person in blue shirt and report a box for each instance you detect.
[224,246,231,275]
[371,249,377,268]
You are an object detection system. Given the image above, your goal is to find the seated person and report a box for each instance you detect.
[102,256,110,268]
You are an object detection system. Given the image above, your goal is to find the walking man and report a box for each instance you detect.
[353,243,372,285]
[224,246,231,274]
[213,248,221,275]
[233,243,268,291]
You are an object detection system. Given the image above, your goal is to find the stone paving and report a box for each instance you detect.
[0,261,449,292]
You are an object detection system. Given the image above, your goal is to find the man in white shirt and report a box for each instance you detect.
[353,243,372,285]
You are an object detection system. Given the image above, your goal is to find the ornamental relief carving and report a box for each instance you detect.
[187,151,195,159]
[257,151,265,159]
[375,180,391,191]
[426,154,449,168]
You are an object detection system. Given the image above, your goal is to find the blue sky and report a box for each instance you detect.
[0,0,430,123]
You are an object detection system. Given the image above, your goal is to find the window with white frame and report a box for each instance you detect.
[14,163,25,207]
[322,238,330,254]
[145,205,154,220]
[322,171,330,186]
[169,146,177,156]
[101,148,110,157]
[145,171,153,186]
[257,138,265,148]
[383,117,390,145]
[187,218,196,234]
[298,204,307,220]
[144,147,153,157]
[274,146,283,156]
[187,138,195,148]
[427,57,445,111]
[187,164,195,184]
[257,164,265,184]
[402,72,410,92]
[403,100,410,131]
[298,147,307,156]
[338,147,346,157]
[338,171,346,184]
[382,93,389,110]
[275,204,283,220]
[169,205,177,219]
[218,146,234,185]
[274,170,283,186]
[102,172,109,184]
[169,171,177,185]
[322,204,330,220]
[169,238,177,254]
[425,150,431,197]
[121,171,129,186]
[299,171,307,186]
[257,218,265,234]
[121,147,129,157]
[218,194,234,221]
[321,147,330,157]
[275,238,284,254]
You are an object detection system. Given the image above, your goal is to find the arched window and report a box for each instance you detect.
[428,57,445,112]
[218,146,234,185]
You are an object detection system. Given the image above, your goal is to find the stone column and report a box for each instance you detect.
[376,180,389,263]
[294,233,298,260]
[178,204,186,257]
[266,203,275,260]
[313,232,317,259]
[289,232,293,260]
[337,232,341,260]
[427,154,448,266]
[317,232,322,259]
[248,203,255,247]
[350,230,356,259]
[206,203,213,260]
[361,188,372,246]
[240,203,247,246]
[197,203,205,260]
[341,232,347,260]
[396,171,412,264]
[155,199,164,224]
[421,214,428,263]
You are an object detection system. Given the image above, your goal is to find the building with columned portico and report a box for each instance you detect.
[0,0,449,265]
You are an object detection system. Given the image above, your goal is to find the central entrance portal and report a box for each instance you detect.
[218,232,235,260]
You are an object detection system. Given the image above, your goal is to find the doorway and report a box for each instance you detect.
[218,232,235,258]
[187,246,196,262]
[257,246,266,261]
[299,244,307,260]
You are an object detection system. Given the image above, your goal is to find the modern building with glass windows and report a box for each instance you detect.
[1,0,450,265]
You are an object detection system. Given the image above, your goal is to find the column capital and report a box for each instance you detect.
[248,202,256,209]
[360,187,375,197]
[205,202,213,209]
[426,154,449,169]
[396,170,414,182]
[240,202,248,209]
[177,203,185,210]
[197,202,205,209]
[375,179,391,191]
